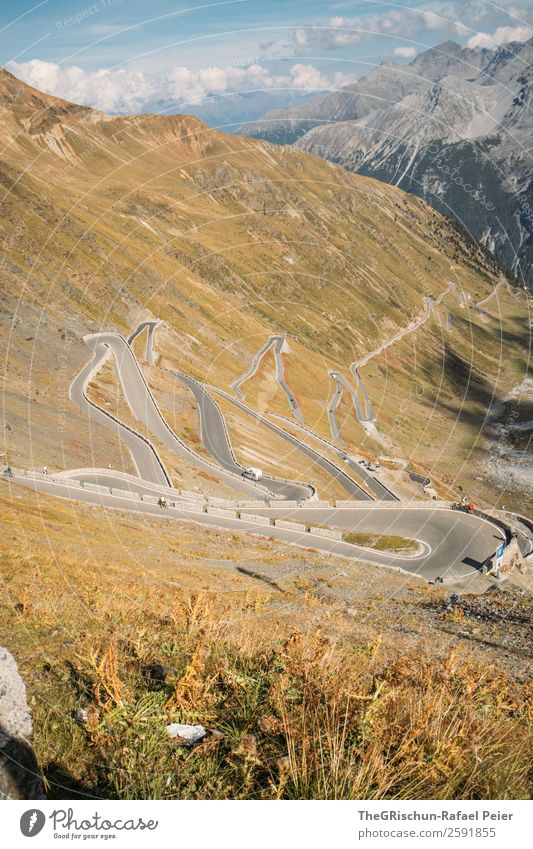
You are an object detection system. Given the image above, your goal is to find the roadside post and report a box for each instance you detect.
[494,541,505,578]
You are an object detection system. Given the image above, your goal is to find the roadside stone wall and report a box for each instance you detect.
[500,538,526,575]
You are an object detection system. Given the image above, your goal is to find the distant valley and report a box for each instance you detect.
[245,38,533,282]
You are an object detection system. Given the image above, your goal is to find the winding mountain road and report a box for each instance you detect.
[329,284,460,443]
[16,316,517,584]
[69,338,172,487]
[72,332,297,499]
[207,384,372,500]
[271,413,399,502]
[168,369,312,501]
[231,335,303,423]
[126,322,314,500]
[128,321,159,365]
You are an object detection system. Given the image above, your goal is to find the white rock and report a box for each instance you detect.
[166,723,206,744]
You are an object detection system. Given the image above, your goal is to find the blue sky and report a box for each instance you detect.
[1,0,532,117]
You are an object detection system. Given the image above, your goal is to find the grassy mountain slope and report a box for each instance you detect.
[0,68,532,802]
[1,484,531,799]
[1,67,527,506]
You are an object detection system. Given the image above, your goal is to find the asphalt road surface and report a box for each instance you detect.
[46,319,511,584]
[272,414,398,502]
[134,321,390,501]
[128,321,158,365]
[231,335,303,423]
[71,333,282,499]
[8,474,506,583]
[69,339,172,487]
[208,385,372,500]
[168,369,312,501]
[238,502,506,581]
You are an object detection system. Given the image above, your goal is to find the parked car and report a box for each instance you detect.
[242,467,263,481]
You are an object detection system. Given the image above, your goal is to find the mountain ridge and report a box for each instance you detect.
[0,67,527,515]
[244,38,533,279]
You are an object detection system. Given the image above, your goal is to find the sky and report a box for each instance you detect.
[1,0,532,119]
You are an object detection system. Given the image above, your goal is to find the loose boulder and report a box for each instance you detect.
[0,647,43,799]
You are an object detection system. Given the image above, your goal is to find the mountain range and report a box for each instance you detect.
[245,38,533,281]
[0,43,531,805]
[0,64,528,511]
[151,89,314,133]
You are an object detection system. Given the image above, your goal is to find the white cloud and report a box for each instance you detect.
[8,60,159,113]
[393,46,417,58]
[419,9,470,36]
[420,10,448,32]
[292,2,532,51]
[466,24,533,49]
[7,59,356,114]
[293,13,416,49]
[289,63,327,89]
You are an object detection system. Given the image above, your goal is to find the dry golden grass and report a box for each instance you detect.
[0,72,531,800]
[0,484,531,801]
[341,532,418,552]
[28,606,533,800]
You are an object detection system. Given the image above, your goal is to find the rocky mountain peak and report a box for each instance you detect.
[248,36,533,279]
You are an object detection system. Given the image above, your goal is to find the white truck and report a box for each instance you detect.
[242,467,263,481]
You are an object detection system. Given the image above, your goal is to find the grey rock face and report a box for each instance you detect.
[247,38,533,282]
[0,647,33,743]
[0,647,43,799]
